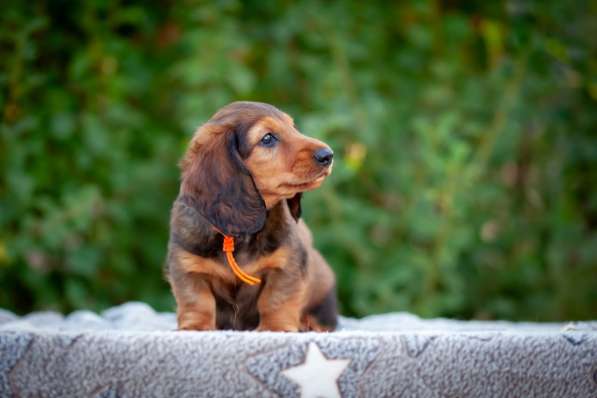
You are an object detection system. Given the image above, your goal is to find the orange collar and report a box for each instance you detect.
[221,235,261,285]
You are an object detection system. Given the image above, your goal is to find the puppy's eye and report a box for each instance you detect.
[260,133,278,148]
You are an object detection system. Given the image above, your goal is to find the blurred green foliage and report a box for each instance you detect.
[1,0,596,320]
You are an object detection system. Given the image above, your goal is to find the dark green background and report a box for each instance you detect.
[1,1,596,320]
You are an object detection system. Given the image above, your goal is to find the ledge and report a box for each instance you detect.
[1,302,595,397]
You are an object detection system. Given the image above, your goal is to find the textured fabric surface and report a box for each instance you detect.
[0,302,596,397]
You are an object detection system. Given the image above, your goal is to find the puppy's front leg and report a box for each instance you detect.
[257,268,306,332]
[171,272,216,331]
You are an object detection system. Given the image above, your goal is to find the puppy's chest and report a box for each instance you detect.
[171,197,302,285]
[173,234,291,285]
[216,243,290,281]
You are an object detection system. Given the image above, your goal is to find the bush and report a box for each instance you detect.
[1,1,595,320]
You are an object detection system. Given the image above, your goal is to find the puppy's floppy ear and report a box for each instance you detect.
[180,123,266,236]
[287,193,302,222]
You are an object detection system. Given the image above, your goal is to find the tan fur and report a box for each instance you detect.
[175,246,290,282]
[243,116,332,208]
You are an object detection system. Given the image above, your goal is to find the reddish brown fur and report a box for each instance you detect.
[166,101,337,332]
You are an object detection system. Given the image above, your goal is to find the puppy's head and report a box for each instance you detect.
[180,101,333,236]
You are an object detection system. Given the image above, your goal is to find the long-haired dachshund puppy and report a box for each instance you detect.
[165,101,337,332]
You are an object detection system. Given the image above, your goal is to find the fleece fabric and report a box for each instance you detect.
[0,302,595,397]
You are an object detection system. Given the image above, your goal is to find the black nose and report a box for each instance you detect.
[313,147,334,166]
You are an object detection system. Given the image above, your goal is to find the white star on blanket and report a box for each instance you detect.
[281,342,350,398]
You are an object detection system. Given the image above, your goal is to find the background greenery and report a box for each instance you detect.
[1,0,595,320]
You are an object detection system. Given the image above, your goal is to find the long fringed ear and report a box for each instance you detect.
[180,123,266,236]
[287,193,302,222]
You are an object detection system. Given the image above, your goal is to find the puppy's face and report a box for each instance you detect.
[240,113,333,208]
[181,101,333,235]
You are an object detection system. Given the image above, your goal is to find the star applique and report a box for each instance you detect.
[281,342,350,398]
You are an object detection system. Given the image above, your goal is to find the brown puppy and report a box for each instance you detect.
[165,101,337,332]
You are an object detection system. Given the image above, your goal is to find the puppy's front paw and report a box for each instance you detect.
[177,312,215,331]
[256,322,299,332]
[178,323,216,331]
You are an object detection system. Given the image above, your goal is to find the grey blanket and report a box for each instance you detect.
[1,302,596,397]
